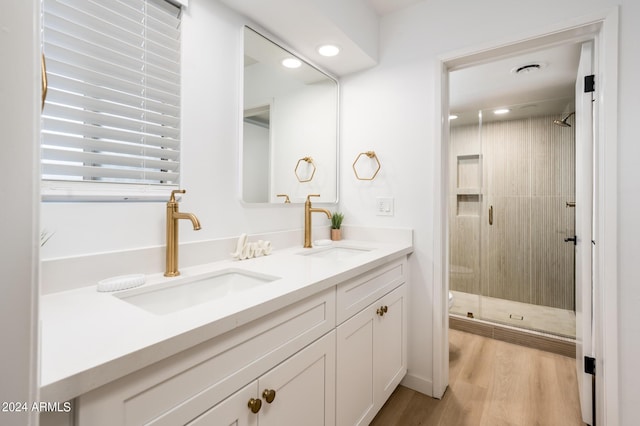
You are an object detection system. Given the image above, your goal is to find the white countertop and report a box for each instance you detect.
[40,239,412,402]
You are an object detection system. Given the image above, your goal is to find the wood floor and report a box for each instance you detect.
[371,329,585,426]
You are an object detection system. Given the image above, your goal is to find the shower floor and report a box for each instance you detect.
[450,290,576,339]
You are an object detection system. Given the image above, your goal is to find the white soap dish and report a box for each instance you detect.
[97,274,145,292]
[314,239,332,246]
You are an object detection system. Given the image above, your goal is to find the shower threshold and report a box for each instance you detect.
[450,290,576,338]
[450,314,576,358]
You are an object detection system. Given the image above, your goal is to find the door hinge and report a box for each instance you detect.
[585,356,596,375]
[584,74,595,93]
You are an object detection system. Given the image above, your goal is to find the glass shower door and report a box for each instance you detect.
[479,106,576,336]
[448,110,483,318]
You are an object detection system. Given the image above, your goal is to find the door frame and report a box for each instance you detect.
[433,8,619,425]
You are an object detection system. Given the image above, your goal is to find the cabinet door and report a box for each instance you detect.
[259,331,336,426]
[336,306,375,426]
[187,381,258,426]
[336,284,407,426]
[374,284,407,406]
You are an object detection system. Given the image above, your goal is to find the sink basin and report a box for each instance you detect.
[114,269,279,315]
[298,246,371,260]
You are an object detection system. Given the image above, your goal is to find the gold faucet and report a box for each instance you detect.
[304,194,332,248]
[165,189,201,277]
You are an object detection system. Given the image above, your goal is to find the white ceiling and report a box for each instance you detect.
[217,0,381,76]
[218,0,425,76]
[450,42,582,124]
[366,0,424,16]
[218,0,582,122]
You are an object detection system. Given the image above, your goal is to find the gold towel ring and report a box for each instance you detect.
[294,156,316,183]
[353,151,381,181]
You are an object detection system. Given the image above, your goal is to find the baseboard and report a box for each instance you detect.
[450,315,576,358]
[400,372,434,397]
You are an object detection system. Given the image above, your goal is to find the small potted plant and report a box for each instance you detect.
[331,212,344,241]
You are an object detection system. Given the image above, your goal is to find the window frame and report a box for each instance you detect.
[41,0,184,202]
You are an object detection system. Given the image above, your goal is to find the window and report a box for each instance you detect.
[41,0,182,201]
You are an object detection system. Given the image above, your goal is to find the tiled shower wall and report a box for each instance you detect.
[450,114,576,310]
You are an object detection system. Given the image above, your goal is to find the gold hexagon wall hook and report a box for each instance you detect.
[353,151,381,181]
[294,156,316,182]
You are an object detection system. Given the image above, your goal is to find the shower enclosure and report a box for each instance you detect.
[449,103,576,338]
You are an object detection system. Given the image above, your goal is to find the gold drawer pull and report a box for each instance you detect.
[376,305,388,316]
[262,388,276,403]
[247,398,262,413]
[41,53,48,111]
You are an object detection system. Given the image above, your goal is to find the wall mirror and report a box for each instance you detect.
[242,26,339,204]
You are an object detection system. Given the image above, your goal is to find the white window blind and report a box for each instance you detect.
[42,0,181,200]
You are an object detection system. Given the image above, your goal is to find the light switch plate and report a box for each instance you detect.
[376,197,394,216]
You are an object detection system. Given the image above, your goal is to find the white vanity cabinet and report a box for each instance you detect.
[55,254,410,426]
[189,331,335,426]
[335,258,407,426]
[75,288,335,426]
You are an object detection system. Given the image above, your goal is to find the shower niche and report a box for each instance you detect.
[455,154,482,216]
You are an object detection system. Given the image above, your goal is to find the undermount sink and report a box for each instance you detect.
[114,269,280,315]
[298,246,371,260]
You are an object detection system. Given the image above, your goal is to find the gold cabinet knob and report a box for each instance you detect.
[247,398,262,414]
[376,305,388,316]
[262,388,277,403]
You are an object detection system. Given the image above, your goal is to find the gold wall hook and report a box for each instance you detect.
[294,156,316,182]
[353,151,381,180]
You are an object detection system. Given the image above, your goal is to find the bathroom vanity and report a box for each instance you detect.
[40,231,412,426]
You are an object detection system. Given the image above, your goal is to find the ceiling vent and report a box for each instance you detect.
[511,63,545,74]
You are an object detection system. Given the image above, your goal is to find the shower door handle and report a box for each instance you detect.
[564,235,577,245]
[489,205,493,225]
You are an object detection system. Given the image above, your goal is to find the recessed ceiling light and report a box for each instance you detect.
[449,114,458,120]
[318,44,340,57]
[282,58,302,69]
[494,108,510,115]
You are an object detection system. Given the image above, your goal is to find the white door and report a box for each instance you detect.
[575,40,594,425]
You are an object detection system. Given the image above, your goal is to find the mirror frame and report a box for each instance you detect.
[240,25,340,205]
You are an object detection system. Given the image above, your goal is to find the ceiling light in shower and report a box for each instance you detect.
[494,108,510,115]
[449,114,458,120]
[282,57,302,68]
[318,44,340,57]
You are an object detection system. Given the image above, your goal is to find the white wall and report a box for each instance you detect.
[39,0,332,262]
[340,0,639,420]
[1,0,40,425]
[615,0,640,423]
